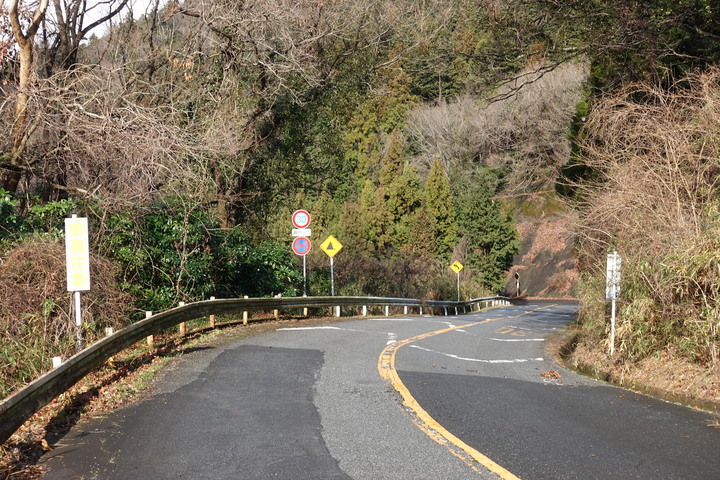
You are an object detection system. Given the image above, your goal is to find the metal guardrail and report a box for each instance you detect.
[0,294,509,445]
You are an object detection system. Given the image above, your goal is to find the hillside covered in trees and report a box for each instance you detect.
[1,0,720,399]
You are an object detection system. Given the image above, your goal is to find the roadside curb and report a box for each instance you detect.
[554,329,720,414]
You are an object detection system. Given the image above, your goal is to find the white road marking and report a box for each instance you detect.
[278,326,371,334]
[367,318,415,322]
[410,345,543,364]
[490,338,544,342]
[278,326,344,331]
[506,325,534,331]
[387,332,398,345]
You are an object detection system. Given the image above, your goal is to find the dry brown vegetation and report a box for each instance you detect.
[406,62,588,191]
[0,240,132,398]
[572,67,720,371]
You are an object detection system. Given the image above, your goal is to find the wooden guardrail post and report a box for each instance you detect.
[146,311,154,347]
[178,302,186,336]
[209,297,216,328]
[243,295,249,325]
[274,294,281,320]
[105,327,115,363]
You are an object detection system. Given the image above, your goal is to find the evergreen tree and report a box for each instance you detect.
[424,159,458,259]
[455,171,519,292]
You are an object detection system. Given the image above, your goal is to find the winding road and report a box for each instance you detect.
[39,301,720,479]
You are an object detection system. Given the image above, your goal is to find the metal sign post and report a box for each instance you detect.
[320,235,343,296]
[457,272,460,302]
[291,236,311,295]
[450,261,464,302]
[606,251,622,355]
[303,255,307,297]
[291,210,311,295]
[65,215,91,351]
[330,257,335,296]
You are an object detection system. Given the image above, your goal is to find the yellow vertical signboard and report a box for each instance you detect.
[65,216,91,291]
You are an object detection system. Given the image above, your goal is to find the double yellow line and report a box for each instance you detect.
[377,306,554,479]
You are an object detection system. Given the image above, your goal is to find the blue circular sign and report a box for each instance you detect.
[292,236,311,256]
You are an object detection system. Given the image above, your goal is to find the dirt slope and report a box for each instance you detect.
[505,193,578,298]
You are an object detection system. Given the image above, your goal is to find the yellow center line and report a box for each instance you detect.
[377,305,556,479]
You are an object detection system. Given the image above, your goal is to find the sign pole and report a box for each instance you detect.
[606,251,621,356]
[457,271,460,302]
[74,291,82,350]
[610,297,616,355]
[330,257,335,296]
[303,255,307,296]
[65,214,91,351]
[320,235,343,297]
[449,261,464,302]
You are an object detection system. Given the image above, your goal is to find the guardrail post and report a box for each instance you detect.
[362,305,367,316]
[385,305,389,317]
[146,311,154,347]
[105,327,115,363]
[274,294,281,321]
[419,306,423,315]
[243,295,249,325]
[335,306,341,317]
[444,307,448,316]
[455,306,458,315]
[178,302,186,336]
[303,294,308,317]
[209,297,216,328]
[403,306,408,315]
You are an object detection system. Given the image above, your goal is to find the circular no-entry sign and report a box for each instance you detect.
[292,237,311,256]
[292,210,311,229]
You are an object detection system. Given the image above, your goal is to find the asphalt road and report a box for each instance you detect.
[39,302,720,479]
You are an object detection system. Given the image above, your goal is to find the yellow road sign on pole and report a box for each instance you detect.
[450,261,464,274]
[320,235,343,258]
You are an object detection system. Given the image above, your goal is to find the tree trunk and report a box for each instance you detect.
[3,0,49,193]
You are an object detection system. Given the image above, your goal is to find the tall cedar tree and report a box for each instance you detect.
[456,176,519,292]
[424,159,457,259]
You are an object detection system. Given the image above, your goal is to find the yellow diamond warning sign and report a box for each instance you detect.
[450,261,464,274]
[320,235,343,258]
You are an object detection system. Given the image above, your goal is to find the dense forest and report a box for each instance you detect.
[1,0,720,396]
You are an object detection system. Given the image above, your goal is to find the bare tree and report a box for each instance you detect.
[406,62,588,190]
[43,0,130,70]
[0,64,208,206]
[4,0,49,193]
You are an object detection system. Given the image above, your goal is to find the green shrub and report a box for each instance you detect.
[102,198,302,315]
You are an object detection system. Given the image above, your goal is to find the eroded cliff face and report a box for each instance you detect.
[504,194,578,299]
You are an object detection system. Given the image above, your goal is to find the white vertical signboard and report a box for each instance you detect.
[65,215,91,292]
[606,251,621,355]
[605,251,621,301]
[65,215,90,350]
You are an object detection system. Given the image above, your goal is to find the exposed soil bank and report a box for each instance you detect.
[551,328,720,416]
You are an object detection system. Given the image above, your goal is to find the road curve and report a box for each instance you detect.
[38,302,720,479]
